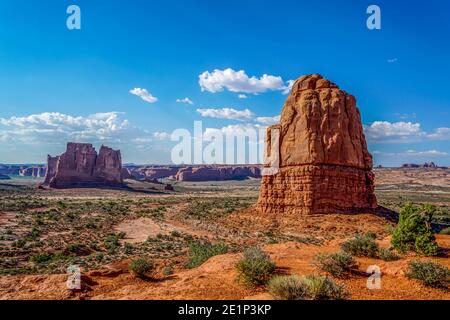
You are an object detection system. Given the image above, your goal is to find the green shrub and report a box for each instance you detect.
[30,253,53,264]
[185,241,228,269]
[268,275,307,300]
[162,266,174,276]
[314,251,358,278]
[391,203,439,256]
[440,227,450,235]
[341,233,379,258]
[406,260,450,289]
[236,247,276,286]
[378,248,401,262]
[268,275,348,300]
[129,258,154,279]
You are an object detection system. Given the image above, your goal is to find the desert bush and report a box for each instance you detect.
[268,275,306,300]
[185,241,228,269]
[162,266,174,276]
[236,247,276,286]
[268,275,348,300]
[391,203,439,256]
[406,260,450,289]
[341,233,379,258]
[378,248,401,261]
[314,251,358,278]
[129,258,154,279]
[30,253,53,264]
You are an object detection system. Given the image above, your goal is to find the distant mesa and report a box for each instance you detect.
[121,165,261,182]
[175,166,261,182]
[257,74,378,214]
[0,174,11,180]
[19,166,46,178]
[402,162,441,169]
[42,142,123,189]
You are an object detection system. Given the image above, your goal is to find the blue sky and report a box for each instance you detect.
[0,0,449,166]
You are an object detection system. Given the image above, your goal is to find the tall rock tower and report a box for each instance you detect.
[257,74,377,214]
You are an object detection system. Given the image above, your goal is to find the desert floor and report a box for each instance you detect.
[0,168,449,300]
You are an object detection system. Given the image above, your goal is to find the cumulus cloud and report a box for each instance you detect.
[199,68,291,94]
[196,108,255,121]
[364,121,450,143]
[153,131,171,141]
[0,112,149,146]
[238,94,248,99]
[176,97,194,105]
[129,88,158,103]
[256,115,280,125]
[364,121,425,143]
[404,150,448,156]
[282,80,295,95]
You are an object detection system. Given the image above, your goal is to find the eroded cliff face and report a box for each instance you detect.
[175,166,261,182]
[42,143,123,188]
[257,74,377,214]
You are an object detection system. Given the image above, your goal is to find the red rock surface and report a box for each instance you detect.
[43,143,123,188]
[175,165,261,182]
[19,166,46,178]
[257,74,377,214]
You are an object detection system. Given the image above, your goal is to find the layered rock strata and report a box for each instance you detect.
[42,143,123,188]
[257,74,377,214]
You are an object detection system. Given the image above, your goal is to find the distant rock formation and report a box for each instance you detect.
[257,74,377,214]
[175,165,261,182]
[121,165,261,182]
[0,174,11,180]
[126,167,180,181]
[19,166,46,178]
[42,143,123,188]
[402,162,439,169]
[0,166,21,175]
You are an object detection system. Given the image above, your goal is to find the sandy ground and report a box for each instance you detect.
[1,235,449,300]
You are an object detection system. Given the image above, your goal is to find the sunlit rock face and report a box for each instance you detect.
[257,74,377,214]
[43,142,123,188]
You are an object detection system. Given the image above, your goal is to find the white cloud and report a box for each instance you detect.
[0,112,149,146]
[176,97,194,105]
[282,80,295,95]
[364,121,425,143]
[364,121,450,143]
[372,150,448,157]
[427,127,450,140]
[129,88,158,103]
[238,94,248,99]
[404,150,448,156]
[153,131,171,141]
[199,68,291,94]
[256,115,280,125]
[196,108,255,121]
[387,58,398,63]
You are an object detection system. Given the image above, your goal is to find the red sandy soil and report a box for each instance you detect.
[1,234,448,300]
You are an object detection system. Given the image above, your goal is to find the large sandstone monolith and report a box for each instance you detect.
[257,74,377,214]
[42,142,123,188]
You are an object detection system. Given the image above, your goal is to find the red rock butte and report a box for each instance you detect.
[257,74,378,214]
[42,142,123,188]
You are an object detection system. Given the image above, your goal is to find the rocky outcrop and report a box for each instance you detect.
[175,166,261,181]
[257,74,377,214]
[42,143,123,188]
[402,162,439,169]
[0,166,21,175]
[19,166,46,178]
[130,167,180,181]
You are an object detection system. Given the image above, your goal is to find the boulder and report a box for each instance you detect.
[257,74,377,214]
